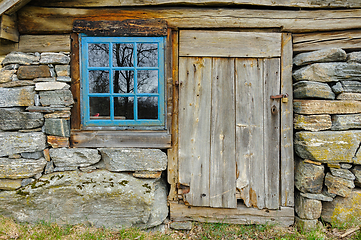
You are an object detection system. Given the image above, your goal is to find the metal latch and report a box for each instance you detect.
[270,93,289,103]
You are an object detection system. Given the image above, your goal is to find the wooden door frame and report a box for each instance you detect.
[168,31,294,226]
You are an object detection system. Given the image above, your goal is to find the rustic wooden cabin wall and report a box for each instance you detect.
[1,0,361,230]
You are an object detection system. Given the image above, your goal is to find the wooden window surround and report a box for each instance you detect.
[70,19,172,148]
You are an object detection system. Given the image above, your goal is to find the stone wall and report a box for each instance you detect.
[0,52,168,229]
[293,48,361,230]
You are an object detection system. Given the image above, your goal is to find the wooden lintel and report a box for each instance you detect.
[0,13,18,42]
[170,202,294,227]
[73,19,167,37]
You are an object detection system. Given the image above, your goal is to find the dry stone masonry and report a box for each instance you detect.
[293,48,361,230]
[0,52,168,229]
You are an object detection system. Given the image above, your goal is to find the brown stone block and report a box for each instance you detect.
[47,135,69,148]
[43,148,50,162]
[17,65,51,80]
[133,171,162,179]
[294,100,361,114]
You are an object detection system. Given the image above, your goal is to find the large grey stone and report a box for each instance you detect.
[293,63,361,83]
[35,82,69,91]
[20,151,43,160]
[294,114,331,132]
[39,53,70,65]
[54,65,70,77]
[300,192,333,202]
[295,217,319,232]
[39,90,74,106]
[49,148,101,168]
[330,168,355,181]
[293,100,361,115]
[293,48,346,66]
[337,93,361,100]
[0,158,47,179]
[295,192,322,220]
[351,166,361,187]
[295,158,325,194]
[332,81,361,94]
[44,118,70,137]
[321,189,361,224]
[0,109,43,131]
[325,173,354,197]
[295,131,361,164]
[99,148,167,172]
[347,51,361,63]
[0,86,35,107]
[0,132,46,157]
[0,170,168,229]
[2,52,39,66]
[293,81,335,99]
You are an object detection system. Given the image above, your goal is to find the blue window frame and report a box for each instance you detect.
[80,35,165,128]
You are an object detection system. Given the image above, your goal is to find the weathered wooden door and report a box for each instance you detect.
[177,31,293,212]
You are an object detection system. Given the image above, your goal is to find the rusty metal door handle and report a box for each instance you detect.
[270,93,288,99]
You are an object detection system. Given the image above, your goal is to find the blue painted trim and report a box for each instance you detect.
[80,35,166,128]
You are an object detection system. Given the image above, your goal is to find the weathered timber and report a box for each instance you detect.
[70,33,80,129]
[70,131,171,148]
[0,14,18,42]
[0,0,31,15]
[170,202,294,227]
[73,19,167,36]
[179,31,281,58]
[0,35,70,55]
[17,6,361,34]
[293,30,361,53]
[28,0,361,8]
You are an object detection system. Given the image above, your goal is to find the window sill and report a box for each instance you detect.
[70,130,171,149]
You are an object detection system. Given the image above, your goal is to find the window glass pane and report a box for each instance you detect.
[89,70,109,93]
[138,97,158,119]
[89,97,110,119]
[137,70,158,93]
[113,70,134,93]
[114,97,134,120]
[88,43,109,67]
[113,43,134,67]
[137,43,158,67]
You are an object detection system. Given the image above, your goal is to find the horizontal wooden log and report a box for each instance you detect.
[70,131,171,148]
[0,0,31,15]
[73,19,167,36]
[0,14,18,42]
[294,30,361,53]
[18,6,361,34]
[0,34,70,55]
[170,202,294,226]
[28,0,361,9]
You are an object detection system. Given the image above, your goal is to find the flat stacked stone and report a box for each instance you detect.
[293,48,346,66]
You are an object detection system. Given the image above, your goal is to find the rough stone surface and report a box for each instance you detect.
[133,171,162,179]
[293,81,335,99]
[0,86,35,107]
[21,178,35,187]
[295,217,319,232]
[0,170,168,229]
[330,168,355,181]
[294,114,332,131]
[20,151,43,160]
[341,163,353,169]
[44,111,71,119]
[170,222,193,230]
[300,192,333,202]
[3,64,19,70]
[295,131,361,164]
[50,148,101,168]
[26,106,71,113]
[321,189,361,224]
[2,52,39,66]
[295,158,325,194]
[55,65,70,77]
[99,148,168,172]
[0,158,47,179]
[332,114,361,130]
[336,93,361,100]
[39,53,70,65]
[293,62,361,83]
[351,166,361,187]
[332,81,361,94]
[0,109,43,131]
[294,100,361,115]
[0,132,46,157]
[0,179,22,190]
[54,166,77,172]
[0,80,35,88]
[347,51,361,63]
[295,192,322,219]
[44,119,70,137]
[47,136,69,148]
[33,77,56,82]
[293,48,346,66]
[0,69,16,83]
[325,173,354,197]
[17,65,51,80]
[35,82,69,91]
[56,76,71,82]
[39,90,74,106]
[44,161,54,174]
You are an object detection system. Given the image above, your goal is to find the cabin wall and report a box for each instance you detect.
[293,48,361,230]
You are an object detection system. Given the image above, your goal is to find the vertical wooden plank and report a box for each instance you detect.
[166,28,173,132]
[178,57,212,206]
[210,58,236,209]
[70,33,80,130]
[168,30,179,201]
[263,58,281,210]
[281,33,294,207]
[235,58,266,210]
